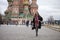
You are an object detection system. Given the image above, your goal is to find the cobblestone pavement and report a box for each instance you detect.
[0,25,60,40]
[45,24,60,32]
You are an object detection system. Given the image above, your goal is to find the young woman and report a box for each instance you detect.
[32,13,43,36]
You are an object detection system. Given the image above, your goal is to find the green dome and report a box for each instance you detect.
[7,0,13,2]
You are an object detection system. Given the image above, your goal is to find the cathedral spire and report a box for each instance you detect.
[30,0,38,16]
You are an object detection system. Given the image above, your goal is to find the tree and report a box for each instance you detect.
[48,16,54,24]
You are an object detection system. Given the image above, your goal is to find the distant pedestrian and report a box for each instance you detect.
[31,21,33,25]
[26,20,29,27]
[0,15,3,25]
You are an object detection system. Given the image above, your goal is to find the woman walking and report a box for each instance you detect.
[32,13,43,36]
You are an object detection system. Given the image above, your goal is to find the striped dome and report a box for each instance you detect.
[31,3,38,8]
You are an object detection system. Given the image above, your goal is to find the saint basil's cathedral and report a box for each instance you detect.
[5,0,38,24]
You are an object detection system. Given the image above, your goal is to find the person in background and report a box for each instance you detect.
[0,14,3,24]
[26,20,29,27]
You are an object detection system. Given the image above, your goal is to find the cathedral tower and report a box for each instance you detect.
[30,0,38,16]
[23,0,30,20]
[12,0,19,18]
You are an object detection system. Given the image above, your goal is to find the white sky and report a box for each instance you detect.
[37,0,60,21]
[0,0,8,15]
[0,0,60,21]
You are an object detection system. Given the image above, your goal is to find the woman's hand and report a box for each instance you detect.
[38,20,40,22]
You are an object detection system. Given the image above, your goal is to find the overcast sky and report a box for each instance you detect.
[0,0,8,15]
[0,0,60,21]
[37,0,60,21]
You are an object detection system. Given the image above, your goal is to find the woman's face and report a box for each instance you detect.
[35,13,38,16]
[34,14,38,17]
